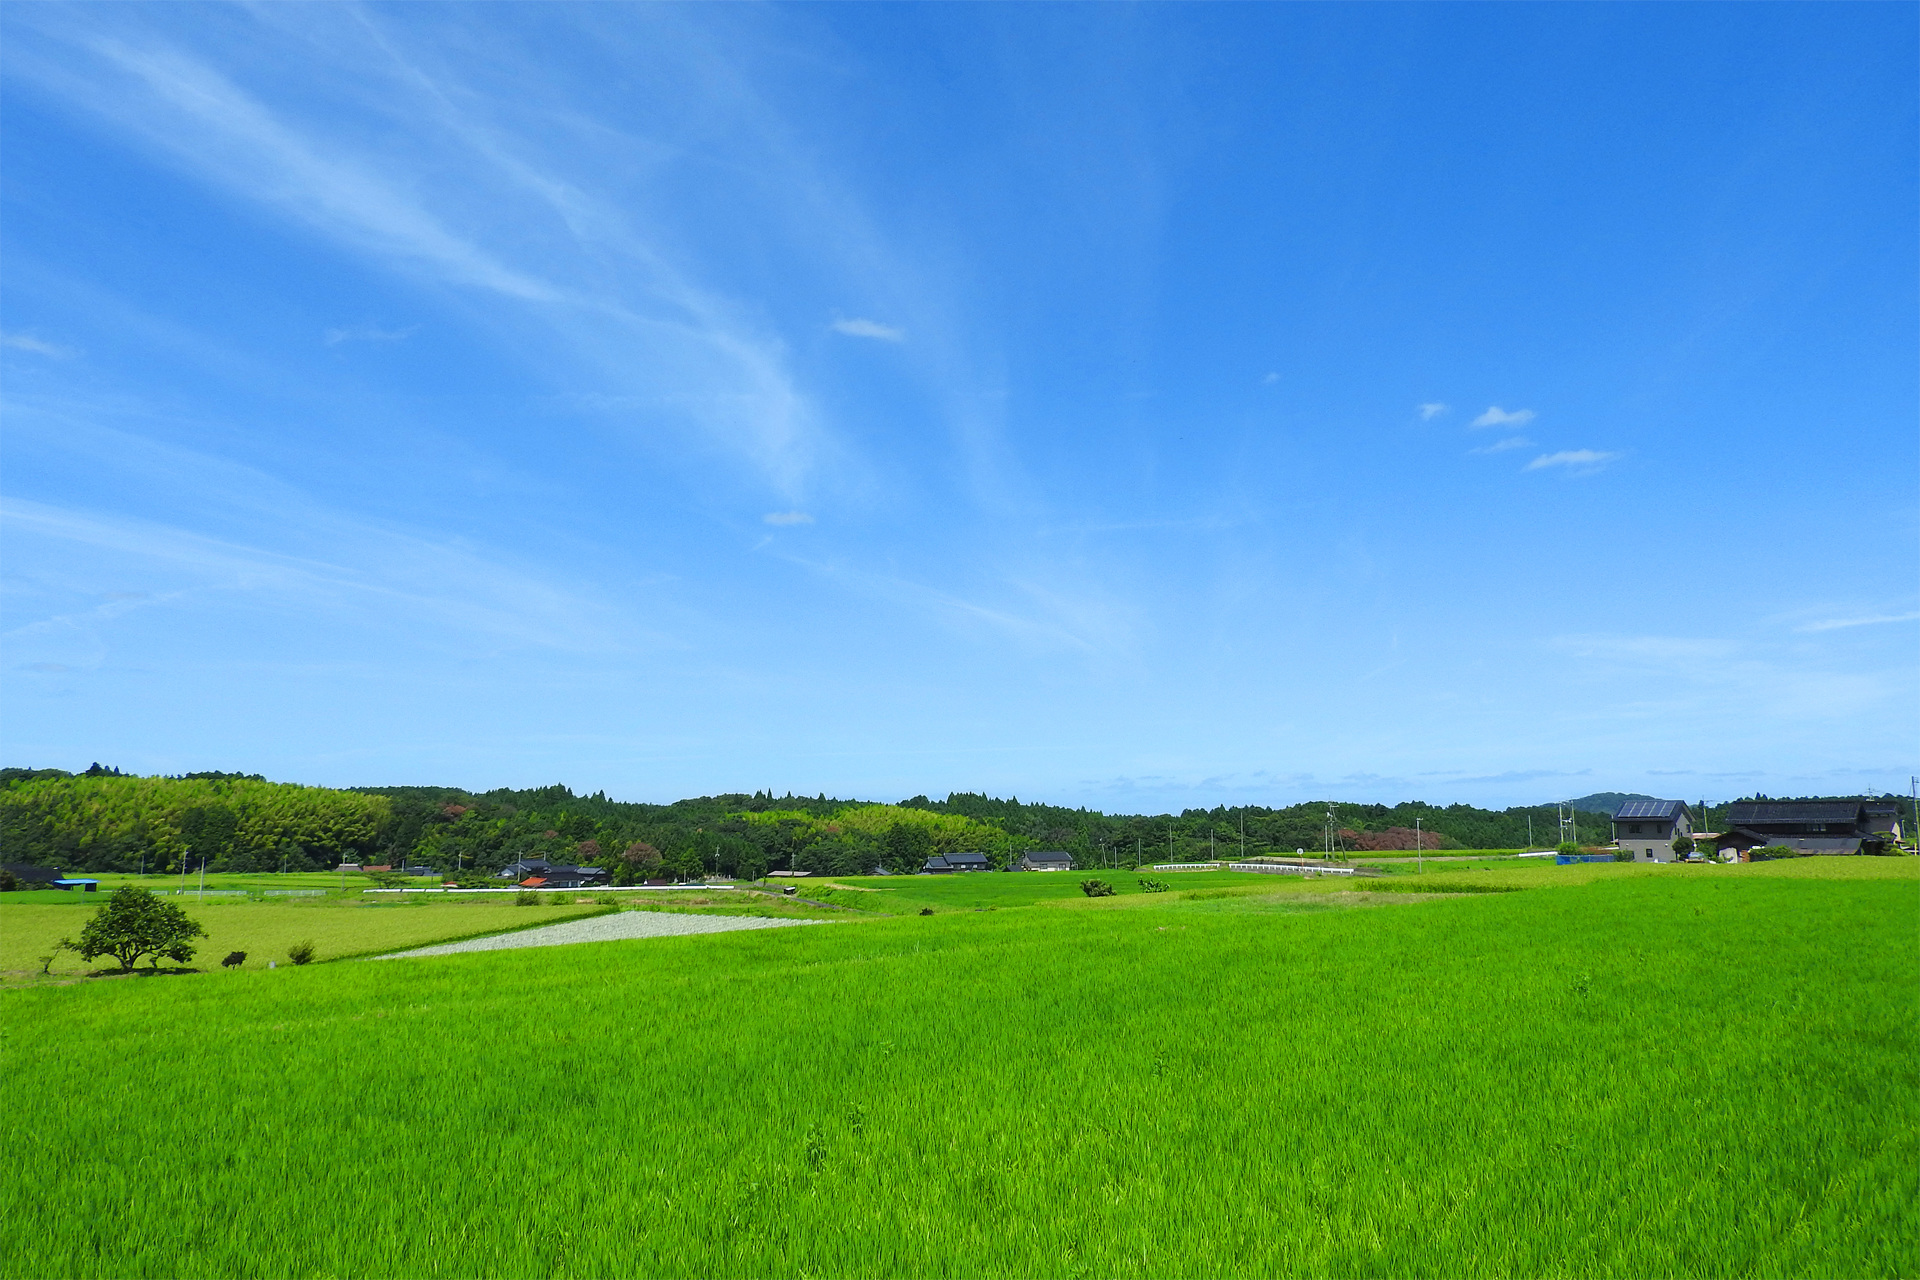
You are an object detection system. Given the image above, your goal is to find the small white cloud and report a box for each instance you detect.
[1796,610,1920,633]
[1471,436,1534,455]
[1418,402,1447,420]
[1471,405,1535,428]
[762,511,814,526]
[1526,449,1619,473]
[831,318,905,342]
[1263,372,1281,385]
[324,324,418,346]
[1,333,75,358]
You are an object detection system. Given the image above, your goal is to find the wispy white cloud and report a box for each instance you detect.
[1471,405,1535,428]
[1,332,76,358]
[12,18,827,498]
[1526,449,1618,473]
[1796,610,1920,633]
[1263,372,1281,385]
[1417,402,1447,420]
[830,317,905,342]
[323,323,418,346]
[762,511,814,526]
[1471,435,1533,455]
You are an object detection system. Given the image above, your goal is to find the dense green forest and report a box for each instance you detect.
[1,765,1902,878]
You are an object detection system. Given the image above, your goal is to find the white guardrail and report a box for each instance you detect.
[1228,862,1357,877]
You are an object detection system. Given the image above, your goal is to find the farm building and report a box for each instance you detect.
[2,863,65,889]
[1863,801,1905,843]
[1712,801,1888,858]
[1019,851,1073,872]
[496,858,609,888]
[1611,801,1696,862]
[922,852,992,873]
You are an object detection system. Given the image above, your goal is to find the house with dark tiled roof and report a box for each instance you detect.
[1611,800,1696,863]
[1018,851,1074,872]
[923,851,992,874]
[495,858,609,888]
[1713,801,1886,858]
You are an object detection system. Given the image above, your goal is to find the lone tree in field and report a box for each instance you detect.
[73,887,207,972]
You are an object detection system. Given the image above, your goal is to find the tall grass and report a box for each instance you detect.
[3,872,1912,1277]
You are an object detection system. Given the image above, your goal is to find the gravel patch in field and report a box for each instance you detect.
[371,910,828,959]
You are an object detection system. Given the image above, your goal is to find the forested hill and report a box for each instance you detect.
[2,767,1895,877]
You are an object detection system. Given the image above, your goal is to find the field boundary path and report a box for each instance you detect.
[369,911,829,960]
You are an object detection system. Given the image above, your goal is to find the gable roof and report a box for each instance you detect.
[944,851,991,865]
[1724,801,1864,824]
[1614,800,1690,820]
[1024,851,1072,863]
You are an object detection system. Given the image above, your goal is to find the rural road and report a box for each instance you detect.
[371,910,829,960]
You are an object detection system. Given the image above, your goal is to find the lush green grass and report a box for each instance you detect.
[4,864,1914,1278]
[0,894,613,981]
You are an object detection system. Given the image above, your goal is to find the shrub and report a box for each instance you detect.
[919,907,934,916]
[0,869,17,892]
[1612,848,1634,862]
[1555,841,1580,856]
[1751,845,1803,862]
[595,894,619,906]
[1136,878,1169,893]
[286,940,316,966]
[547,893,572,906]
[1080,879,1115,898]
[515,890,540,906]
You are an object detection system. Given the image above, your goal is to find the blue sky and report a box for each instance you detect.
[2,4,1914,811]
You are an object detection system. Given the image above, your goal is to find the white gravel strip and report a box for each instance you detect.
[370,910,828,959]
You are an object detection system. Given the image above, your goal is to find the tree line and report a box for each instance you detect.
[8,766,1887,879]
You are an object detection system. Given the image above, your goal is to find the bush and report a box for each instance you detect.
[1555,841,1580,856]
[1750,845,1803,862]
[515,890,540,906]
[287,940,316,966]
[0,869,16,892]
[1136,878,1169,893]
[1080,879,1115,898]
[595,894,619,906]
[1612,848,1634,862]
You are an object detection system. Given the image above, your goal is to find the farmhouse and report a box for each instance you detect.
[1019,851,1073,872]
[1712,801,1887,858]
[922,852,992,873]
[496,858,609,888]
[1611,800,1696,862]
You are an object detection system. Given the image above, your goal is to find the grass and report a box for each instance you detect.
[0,893,613,983]
[2,860,1914,1278]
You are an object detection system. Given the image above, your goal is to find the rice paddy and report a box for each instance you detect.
[2,860,1913,1278]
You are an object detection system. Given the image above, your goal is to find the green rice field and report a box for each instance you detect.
[2,858,1914,1277]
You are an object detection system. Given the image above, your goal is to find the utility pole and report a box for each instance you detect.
[1416,816,1423,874]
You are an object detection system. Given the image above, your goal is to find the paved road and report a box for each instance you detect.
[371,910,828,959]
